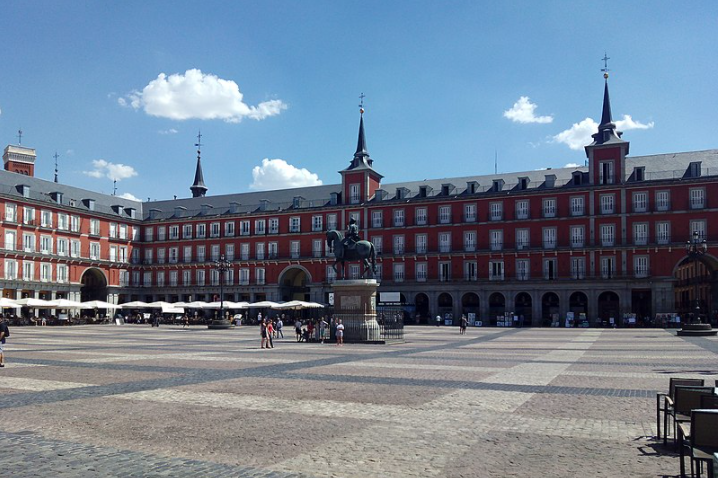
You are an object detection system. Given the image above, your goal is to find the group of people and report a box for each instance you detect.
[258,314,345,348]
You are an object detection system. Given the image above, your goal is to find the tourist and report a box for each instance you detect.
[0,316,9,367]
[295,318,302,342]
[335,319,344,346]
[182,315,190,328]
[307,321,315,342]
[260,319,268,349]
[276,315,284,339]
[436,315,441,327]
[459,315,467,335]
[319,316,328,344]
[266,319,274,348]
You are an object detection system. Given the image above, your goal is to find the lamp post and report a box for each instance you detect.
[685,231,707,324]
[208,254,232,329]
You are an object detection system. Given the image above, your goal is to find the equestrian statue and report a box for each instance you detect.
[326,218,377,279]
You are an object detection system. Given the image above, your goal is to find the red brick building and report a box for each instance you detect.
[1,79,716,325]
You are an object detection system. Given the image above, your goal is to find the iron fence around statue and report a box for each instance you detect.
[325,305,404,342]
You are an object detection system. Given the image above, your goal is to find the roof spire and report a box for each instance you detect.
[190,130,208,198]
[590,54,624,146]
[354,93,368,158]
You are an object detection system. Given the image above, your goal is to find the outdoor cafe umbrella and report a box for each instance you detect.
[49,299,84,309]
[14,298,55,308]
[80,300,119,309]
[182,301,209,309]
[0,298,19,308]
[204,301,249,309]
[247,300,280,309]
[120,301,150,309]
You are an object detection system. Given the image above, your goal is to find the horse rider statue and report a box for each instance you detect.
[342,218,360,251]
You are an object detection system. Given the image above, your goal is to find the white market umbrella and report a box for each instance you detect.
[0,298,19,308]
[15,298,55,307]
[273,300,303,310]
[204,301,247,309]
[248,300,280,309]
[161,303,184,314]
[50,299,84,309]
[81,300,119,309]
[299,301,325,309]
[144,301,167,309]
[183,301,209,309]
[120,301,150,309]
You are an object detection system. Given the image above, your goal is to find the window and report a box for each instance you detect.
[656,222,671,245]
[211,244,220,261]
[253,220,263,236]
[415,207,427,225]
[196,245,205,262]
[464,261,478,281]
[633,223,648,246]
[348,264,360,280]
[57,213,69,230]
[225,244,235,261]
[169,271,178,286]
[57,238,68,256]
[372,236,383,254]
[290,241,300,259]
[439,262,451,282]
[571,257,586,279]
[222,221,235,237]
[144,271,153,287]
[325,215,336,231]
[131,226,139,241]
[131,249,140,264]
[41,210,52,228]
[490,202,503,221]
[4,231,16,251]
[289,217,300,233]
[41,236,53,254]
[393,209,405,227]
[183,270,192,286]
[489,230,503,251]
[489,260,504,281]
[439,232,451,253]
[183,224,193,239]
[144,227,154,242]
[239,268,249,285]
[544,258,557,280]
[634,256,649,278]
[600,256,615,279]
[40,263,51,282]
[109,223,118,238]
[439,206,451,224]
[268,242,278,259]
[117,224,126,239]
[542,227,557,249]
[655,191,670,211]
[690,220,706,240]
[256,268,266,285]
[515,200,529,220]
[599,160,614,185]
[183,246,192,262]
[89,219,100,236]
[600,194,614,214]
[23,260,34,281]
[156,248,166,263]
[632,192,648,213]
[416,262,428,282]
[5,203,17,222]
[464,231,476,252]
[371,211,383,228]
[196,224,206,238]
[600,224,615,246]
[313,239,323,258]
[169,247,178,263]
[393,235,405,254]
[344,183,359,204]
[144,248,154,264]
[516,229,529,250]
[118,270,129,287]
[464,204,476,222]
[240,243,249,260]
[209,269,220,286]
[516,259,529,280]
[196,270,205,286]
[570,196,584,216]
[349,212,360,228]
[374,263,383,281]
[4,259,17,280]
[57,264,68,283]
[257,243,267,261]
[23,233,35,252]
[90,242,100,260]
[71,216,80,233]
[23,206,35,225]
[156,271,165,287]
[542,198,556,218]
[269,218,280,234]
[312,215,323,232]
[570,226,584,248]
[157,226,166,240]
[393,263,405,282]
[326,266,336,284]
[690,188,705,209]
[239,220,250,236]
[210,222,220,238]
[412,234,426,254]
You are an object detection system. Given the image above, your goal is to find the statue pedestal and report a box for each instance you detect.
[332,279,382,343]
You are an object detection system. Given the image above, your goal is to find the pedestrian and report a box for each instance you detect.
[0,316,9,367]
[335,319,344,346]
[460,314,467,335]
[276,316,284,338]
[319,316,328,344]
[436,315,441,327]
[266,319,274,348]
[260,319,268,349]
[182,314,190,328]
[295,319,302,342]
[307,320,315,342]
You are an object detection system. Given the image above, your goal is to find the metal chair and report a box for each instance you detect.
[658,379,705,444]
[689,409,718,478]
[668,386,715,448]
[701,395,718,410]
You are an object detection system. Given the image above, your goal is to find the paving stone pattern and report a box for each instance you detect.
[1,325,716,477]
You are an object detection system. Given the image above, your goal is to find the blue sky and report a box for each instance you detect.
[1,1,716,201]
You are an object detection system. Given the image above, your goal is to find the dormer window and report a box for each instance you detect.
[418,185,431,198]
[174,206,186,218]
[125,207,136,219]
[374,189,387,201]
[572,172,582,186]
[230,202,241,213]
[544,174,556,188]
[396,188,406,200]
[330,192,340,205]
[441,183,455,196]
[111,205,122,214]
[149,209,161,220]
[491,179,504,192]
[466,181,478,194]
[84,199,96,211]
[688,162,702,178]
[518,177,529,190]
[292,196,302,208]
[17,184,30,198]
[633,167,645,182]
[200,204,212,215]
[50,192,63,204]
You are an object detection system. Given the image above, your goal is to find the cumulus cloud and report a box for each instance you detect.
[83,159,138,181]
[249,158,323,191]
[0,106,2,115]
[504,96,553,124]
[552,115,654,150]
[118,192,141,202]
[564,163,581,168]
[158,128,178,135]
[119,69,287,123]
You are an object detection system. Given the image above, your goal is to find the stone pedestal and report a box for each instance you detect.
[677,323,717,336]
[332,279,382,343]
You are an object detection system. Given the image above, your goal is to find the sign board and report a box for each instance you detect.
[379,292,401,303]
[328,292,334,306]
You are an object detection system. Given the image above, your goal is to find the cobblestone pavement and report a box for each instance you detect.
[1,325,716,477]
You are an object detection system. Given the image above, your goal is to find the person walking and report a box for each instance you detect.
[436,315,441,327]
[295,319,302,342]
[260,319,268,349]
[0,316,9,367]
[335,319,344,346]
[266,319,274,349]
[460,315,468,335]
[276,316,284,339]
[319,317,328,344]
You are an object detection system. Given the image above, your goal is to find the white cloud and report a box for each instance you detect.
[120,69,287,123]
[503,96,553,124]
[552,114,655,150]
[158,128,178,135]
[0,106,2,115]
[83,159,138,181]
[564,163,581,168]
[119,192,141,202]
[249,158,322,191]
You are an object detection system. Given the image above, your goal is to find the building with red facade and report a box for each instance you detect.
[1,79,716,325]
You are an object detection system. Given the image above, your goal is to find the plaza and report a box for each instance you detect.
[1,325,716,477]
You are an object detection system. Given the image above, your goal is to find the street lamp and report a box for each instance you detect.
[208,254,232,329]
[685,230,707,323]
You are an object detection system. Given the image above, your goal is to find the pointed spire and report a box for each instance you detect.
[599,79,613,128]
[355,111,368,158]
[190,131,208,198]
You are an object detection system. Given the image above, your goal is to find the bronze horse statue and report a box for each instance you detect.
[326,230,377,279]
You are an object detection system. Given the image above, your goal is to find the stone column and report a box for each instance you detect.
[331,279,381,342]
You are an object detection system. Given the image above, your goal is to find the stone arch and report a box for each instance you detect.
[569,292,588,316]
[514,292,532,326]
[80,267,108,302]
[597,291,620,324]
[488,292,505,325]
[673,254,718,322]
[415,293,430,323]
[278,266,312,302]
[541,292,560,326]
[437,292,454,319]
[461,292,480,318]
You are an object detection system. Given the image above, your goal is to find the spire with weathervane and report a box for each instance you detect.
[589,53,626,147]
[346,93,375,170]
[190,131,208,198]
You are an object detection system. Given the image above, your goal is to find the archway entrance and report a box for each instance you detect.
[541,292,560,326]
[415,293,429,323]
[597,291,620,324]
[81,268,108,302]
[437,293,454,321]
[488,292,505,326]
[674,256,717,322]
[279,267,310,302]
[462,293,480,321]
[569,292,588,316]
[514,292,532,326]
